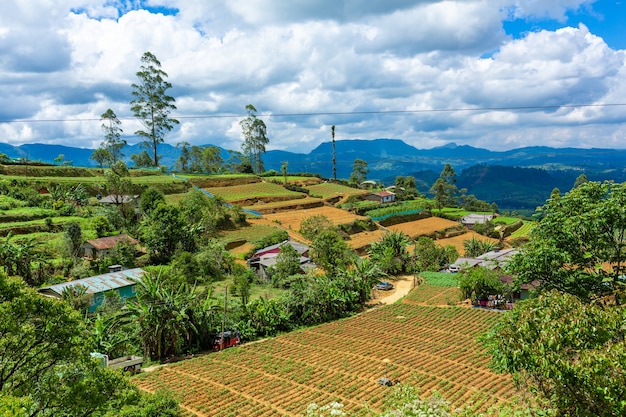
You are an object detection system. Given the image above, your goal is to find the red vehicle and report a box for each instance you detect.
[213,330,241,351]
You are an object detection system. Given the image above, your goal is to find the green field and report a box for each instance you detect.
[365,199,427,218]
[509,221,534,238]
[218,223,285,244]
[305,182,368,199]
[419,271,459,287]
[493,216,521,225]
[205,182,305,201]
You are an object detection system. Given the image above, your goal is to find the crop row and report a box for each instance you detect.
[403,283,462,305]
[133,304,518,416]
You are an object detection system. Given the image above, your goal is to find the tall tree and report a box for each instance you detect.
[281,161,288,184]
[130,150,154,168]
[349,159,368,186]
[130,51,179,167]
[331,125,337,181]
[429,163,460,210]
[239,104,269,174]
[175,141,191,172]
[91,148,110,168]
[100,109,126,165]
[201,146,224,173]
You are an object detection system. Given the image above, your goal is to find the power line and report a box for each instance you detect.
[2,102,626,124]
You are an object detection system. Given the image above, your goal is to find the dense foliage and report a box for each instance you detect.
[483,291,625,416]
[0,271,180,417]
[508,180,626,302]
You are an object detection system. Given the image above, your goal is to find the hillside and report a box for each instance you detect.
[4,139,626,212]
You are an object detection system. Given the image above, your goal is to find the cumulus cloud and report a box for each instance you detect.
[0,0,624,152]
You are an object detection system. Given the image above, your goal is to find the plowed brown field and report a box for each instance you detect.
[346,229,387,251]
[263,206,368,231]
[436,231,499,254]
[387,217,461,238]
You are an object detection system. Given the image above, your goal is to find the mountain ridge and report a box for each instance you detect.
[3,138,626,212]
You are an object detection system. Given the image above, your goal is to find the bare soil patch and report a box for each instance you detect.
[436,230,499,254]
[263,206,369,231]
[346,229,387,252]
[388,217,462,239]
[244,197,325,214]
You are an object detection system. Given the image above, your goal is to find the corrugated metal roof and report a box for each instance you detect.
[38,268,145,296]
[253,240,309,257]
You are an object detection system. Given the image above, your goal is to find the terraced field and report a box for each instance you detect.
[204,182,305,203]
[387,217,461,239]
[133,302,518,416]
[435,231,499,255]
[305,182,369,200]
[263,206,369,231]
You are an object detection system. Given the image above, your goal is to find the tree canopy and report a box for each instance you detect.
[130,51,179,167]
[239,104,268,174]
[508,180,626,303]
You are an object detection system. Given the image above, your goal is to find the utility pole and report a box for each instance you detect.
[220,286,227,351]
[331,125,337,181]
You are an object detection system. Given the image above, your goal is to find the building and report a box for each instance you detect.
[449,248,518,272]
[83,233,139,260]
[248,240,313,280]
[365,191,396,204]
[97,194,140,205]
[38,267,145,313]
[499,276,540,301]
[460,213,494,227]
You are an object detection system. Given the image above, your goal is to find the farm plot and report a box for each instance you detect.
[263,206,369,231]
[346,229,387,252]
[133,303,519,416]
[387,217,461,239]
[305,183,369,200]
[204,182,305,204]
[404,272,462,306]
[436,231,499,255]
[243,196,325,214]
[404,284,462,306]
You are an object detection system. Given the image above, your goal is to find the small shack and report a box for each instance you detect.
[83,233,139,260]
[365,191,396,204]
[460,213,494,228]
[38,267,145,313]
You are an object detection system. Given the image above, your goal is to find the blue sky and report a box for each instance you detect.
[0,0,625,153]
[504,1,626,49]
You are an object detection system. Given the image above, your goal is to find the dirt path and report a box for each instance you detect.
[371,275,415,305]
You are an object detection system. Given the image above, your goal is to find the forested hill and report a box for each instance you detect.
[2,138,626,212]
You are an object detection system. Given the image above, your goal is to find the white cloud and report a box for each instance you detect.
[0,0,624,154]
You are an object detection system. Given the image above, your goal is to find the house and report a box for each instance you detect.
[38,267,145,313]
[365,191,396,204]
[248,240,313,280]
[449,248,518,272]
[97,194,140,205]
[460,213,493,227]
[83,233,139,259]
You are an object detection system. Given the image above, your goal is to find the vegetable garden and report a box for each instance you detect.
[133,303,519,416]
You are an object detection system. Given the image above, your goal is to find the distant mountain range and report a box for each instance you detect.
[2,138,626,213]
